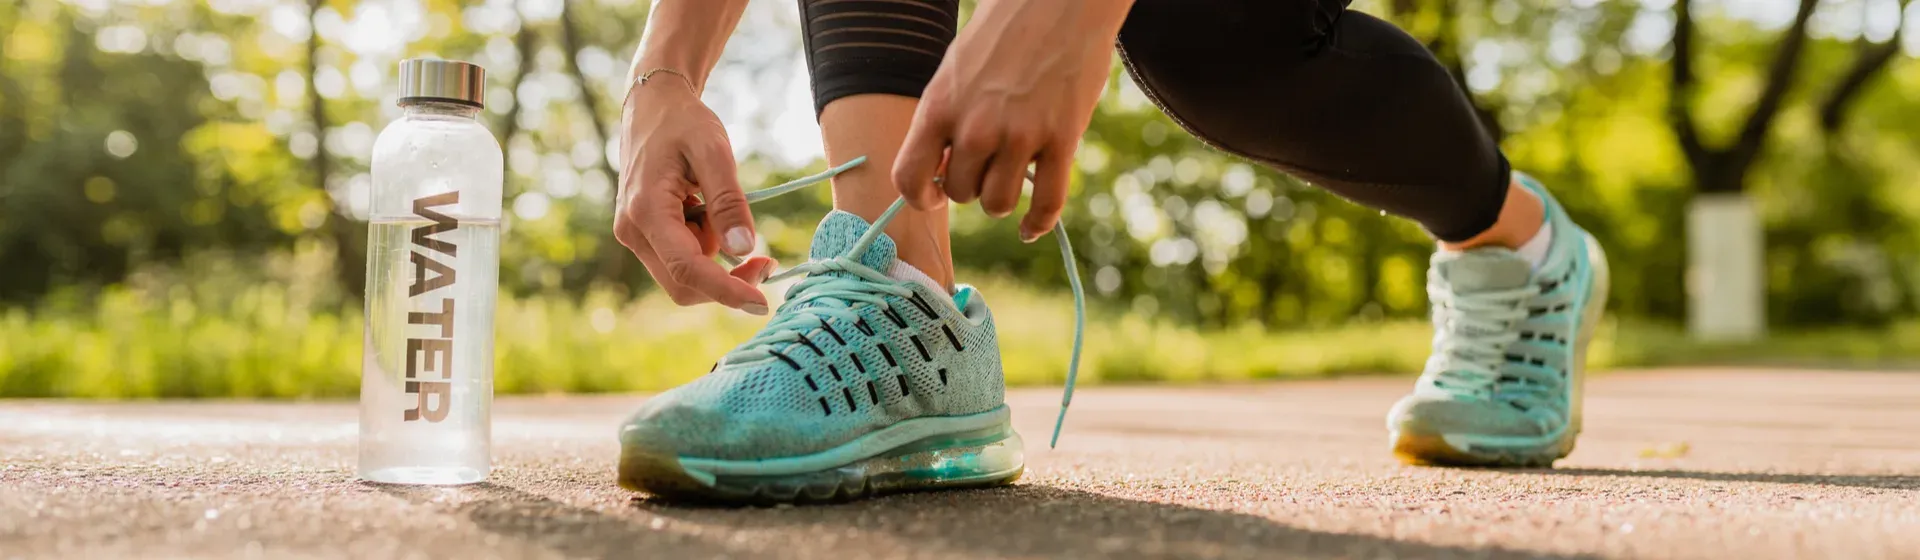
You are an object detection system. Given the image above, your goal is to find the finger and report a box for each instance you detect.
[894,107,953,210]
[685,137,755,257]
[618,139,720,306]
[1020,145,1075,243]
[616,215,710,306]
[943,125,996,205]
[727,256,778,285]
[679,195,722,257]
[634,185,768,311]
[978,133,1040,218]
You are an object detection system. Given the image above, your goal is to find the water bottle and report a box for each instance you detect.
[359,59,501,485]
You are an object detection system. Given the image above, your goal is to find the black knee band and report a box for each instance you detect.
[799,0,958,116]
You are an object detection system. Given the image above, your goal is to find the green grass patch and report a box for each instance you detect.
[2,272,1915,399]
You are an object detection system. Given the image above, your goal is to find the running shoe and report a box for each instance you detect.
[617,159,1086,503]
[1387,173,1610,467]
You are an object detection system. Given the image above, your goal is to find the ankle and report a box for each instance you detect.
[882,211,955,291]
[817,95,955,291]
[1440,180,1545,252]
[828,168,954,291]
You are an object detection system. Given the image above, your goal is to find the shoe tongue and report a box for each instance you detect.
[808,210,897,271]
[1433,249,1532,293]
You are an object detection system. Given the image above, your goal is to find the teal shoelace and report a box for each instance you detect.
[691,156,1087,448]
[1424,284,1560,408]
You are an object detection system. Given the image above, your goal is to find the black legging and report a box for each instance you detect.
[799,0,1509,242]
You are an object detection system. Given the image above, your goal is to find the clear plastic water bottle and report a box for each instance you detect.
[359,59,502,485]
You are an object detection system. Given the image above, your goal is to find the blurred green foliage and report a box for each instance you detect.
[8,247,1919,398]
[5,0,1920,397]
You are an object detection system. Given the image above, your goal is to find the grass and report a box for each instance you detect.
[2,268,1917,399]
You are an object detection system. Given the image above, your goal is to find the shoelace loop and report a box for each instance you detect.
[696,157,1087,448]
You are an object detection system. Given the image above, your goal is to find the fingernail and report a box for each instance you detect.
[742,302,769,316]
[1020,229,1039,244]
[724,227,753,255]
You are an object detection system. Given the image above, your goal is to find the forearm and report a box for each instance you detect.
[1072,0,1136,36]
[627,0,751,93]
[972,0,1134,41]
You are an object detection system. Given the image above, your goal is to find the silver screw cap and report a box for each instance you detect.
[396,58,486,108]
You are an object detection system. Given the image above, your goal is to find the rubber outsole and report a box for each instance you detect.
[618,424,1025,506]
[1390,430,1573,468]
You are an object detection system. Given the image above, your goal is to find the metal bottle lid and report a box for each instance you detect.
[396,58,486,108]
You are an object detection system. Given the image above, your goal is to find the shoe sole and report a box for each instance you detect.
[618,406,1024,505]
[1392,231,1612,468]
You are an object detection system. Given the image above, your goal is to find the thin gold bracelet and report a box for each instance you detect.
[635,67,698,96]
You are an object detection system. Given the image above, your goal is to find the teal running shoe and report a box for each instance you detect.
[1387,174,1610,467]
[618,159,1087,504]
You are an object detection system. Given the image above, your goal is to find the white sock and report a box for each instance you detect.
[886,259,951,297]
[1515,220,1554,271]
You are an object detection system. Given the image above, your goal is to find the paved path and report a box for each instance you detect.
[3,369,1917,559]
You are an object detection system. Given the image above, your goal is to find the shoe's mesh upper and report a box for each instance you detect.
[623,211,1006,460]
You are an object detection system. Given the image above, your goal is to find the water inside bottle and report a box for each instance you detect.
[358,215,499,485]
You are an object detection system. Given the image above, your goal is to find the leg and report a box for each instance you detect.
[1115,0,1537,245]
[1118,0,1607,466]
[801,0,959,289]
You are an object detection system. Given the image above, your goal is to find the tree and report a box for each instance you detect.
[1818,0,1913,136]
[1667,0,1915,339]
[1667,0,1819,196]
[306,0,364,297]
[1667,0,1816,340]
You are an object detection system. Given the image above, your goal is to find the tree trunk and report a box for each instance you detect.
[307,0,364,298]
[495,17,538,153]
[557,1,636,289]
[1687,194,1765,340]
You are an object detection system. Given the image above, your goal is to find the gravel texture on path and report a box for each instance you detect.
[3,369,1916,559]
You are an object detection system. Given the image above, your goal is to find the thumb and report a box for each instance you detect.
[893,106,952,211]
[686,137,755,257]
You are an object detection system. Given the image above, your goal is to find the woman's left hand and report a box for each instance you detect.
[892,0,1134,242]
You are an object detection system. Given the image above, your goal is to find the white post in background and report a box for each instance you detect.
[1687,193,1765,341]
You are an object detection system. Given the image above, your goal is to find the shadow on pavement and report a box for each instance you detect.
[1513,467,1920,490]
[628,485,1600,560]
[377,483,738,559]
[380,481,1600,558]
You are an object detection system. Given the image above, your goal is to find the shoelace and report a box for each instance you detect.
[1423,283,1561,408]
[692,156,1087,448]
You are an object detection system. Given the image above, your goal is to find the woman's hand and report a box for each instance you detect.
[613,77,776,314]
[893,0,1134,242]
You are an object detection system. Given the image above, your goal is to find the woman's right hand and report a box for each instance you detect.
[613,76,775,314]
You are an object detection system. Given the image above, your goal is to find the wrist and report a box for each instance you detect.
[974,0,1133,47]
[1085,0,1137,30]
[1076,0,1135,45]
[623,69,704,115]
[634,67,700,96]
[628,48,711,88]
[626,0,750,89]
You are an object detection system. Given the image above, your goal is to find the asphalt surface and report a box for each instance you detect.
[2,368,1917,560]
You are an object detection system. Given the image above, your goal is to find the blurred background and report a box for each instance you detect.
[4,0,1920,398]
